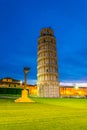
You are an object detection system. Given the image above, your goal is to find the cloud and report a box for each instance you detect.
[60,82,87,87]
[27,79,37,85]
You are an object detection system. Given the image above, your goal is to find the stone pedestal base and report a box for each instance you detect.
[15,89,34,102]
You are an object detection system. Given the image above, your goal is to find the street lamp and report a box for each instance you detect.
[24,67,30,89]
[15,67,34,102]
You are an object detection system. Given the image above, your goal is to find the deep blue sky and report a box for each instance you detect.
[0,0,87,84]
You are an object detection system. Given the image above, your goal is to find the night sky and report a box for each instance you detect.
[0,0,87,84]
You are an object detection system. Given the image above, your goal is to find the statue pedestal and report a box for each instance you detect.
[15,89,34,102]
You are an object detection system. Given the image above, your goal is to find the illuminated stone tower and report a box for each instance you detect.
[37,28,60,97]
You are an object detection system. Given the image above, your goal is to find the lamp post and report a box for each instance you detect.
[15,67,34,102]
[24,67,30,89]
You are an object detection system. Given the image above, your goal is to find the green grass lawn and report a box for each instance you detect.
[0,97,87,130]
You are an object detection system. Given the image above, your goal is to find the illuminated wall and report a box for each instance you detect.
[26,85,37,96]
[27,86,87,97]
[60,86,87,97]
[0,78,87,97]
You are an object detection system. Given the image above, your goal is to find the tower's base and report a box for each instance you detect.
[15,89,34,102]
[37,82,60,97]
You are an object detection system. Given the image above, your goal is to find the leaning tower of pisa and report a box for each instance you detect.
[37,28,60,97]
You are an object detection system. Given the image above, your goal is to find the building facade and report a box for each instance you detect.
[37,28,60,97]
[0,77,37,95]
[0,77,21,88]
[60,86,87,97]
